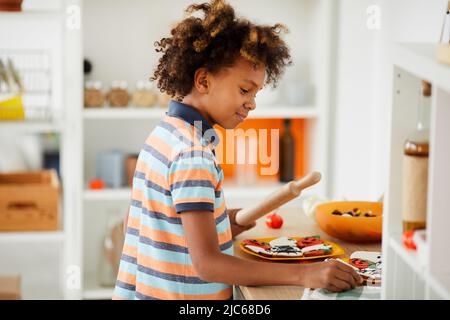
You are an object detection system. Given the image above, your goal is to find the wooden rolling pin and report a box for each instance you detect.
[235,171,322,226]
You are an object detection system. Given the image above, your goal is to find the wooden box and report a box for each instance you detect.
[0,170,60,231]
[0,276,21,300]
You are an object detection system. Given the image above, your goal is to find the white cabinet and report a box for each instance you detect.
[382,43,450,300]
[0,0,82,300]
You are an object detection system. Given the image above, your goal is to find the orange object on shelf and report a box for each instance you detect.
[214,118,307,182]
[0,170,60,232]
[315,201,383,243]
[89,178,105,190]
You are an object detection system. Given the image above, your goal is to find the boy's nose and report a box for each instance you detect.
[244,99,256,111]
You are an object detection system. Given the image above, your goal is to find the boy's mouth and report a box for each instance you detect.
[235,112,247,122]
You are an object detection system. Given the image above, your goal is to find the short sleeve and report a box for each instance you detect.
[168,148,219,214]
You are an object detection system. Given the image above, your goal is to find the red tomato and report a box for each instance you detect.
[403,230,417,250]
[350,258,370,269]
[89,178,105,190]
[265,213,283,229]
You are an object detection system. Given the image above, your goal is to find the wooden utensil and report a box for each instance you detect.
[235,171,321,226]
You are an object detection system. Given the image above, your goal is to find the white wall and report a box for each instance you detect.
[82,0,316,94]
[331,0,446,200]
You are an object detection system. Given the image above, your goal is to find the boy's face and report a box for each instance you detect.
[205,57,266,129]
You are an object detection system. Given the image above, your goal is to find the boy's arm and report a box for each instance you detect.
[180,210,363,291]
[227,208,256,238]
[123,209,129,235]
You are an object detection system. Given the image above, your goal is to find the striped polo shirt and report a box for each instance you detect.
[112,100,233,300]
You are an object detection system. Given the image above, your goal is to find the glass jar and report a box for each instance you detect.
[402,80,431,232]
[132,80,158,108]
[108,80,129,107]
[84,81,104,108]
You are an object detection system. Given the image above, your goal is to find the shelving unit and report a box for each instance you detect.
[0,0,82,300]
[382,43,450,300]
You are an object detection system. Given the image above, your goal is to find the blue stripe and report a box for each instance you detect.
[139,208,230,236]
[166,161,219,176]
[139,148,171,174]
[136,264,208,284]
[143,144,172,168]
[130,199,227,226]
[116,279,136,292]
[135,291,160,300]
[124,229,233,262]
[113,285,136,300]
[220,240,234,251]
[131,239,233,265]
[134,171,172,196]
[121,253,137,265]
[157,121,195,147]
[175,202,214,213]
[171,180,215,191]
[134,239,192,264]
[127,227,140,236]
[216,209,229,225]
[140,205,181,224]
[173,150,214,163]
[129,227,234,255]
[139,234,189,254]
[136,270,231,295]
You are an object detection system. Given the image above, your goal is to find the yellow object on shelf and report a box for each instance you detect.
[0,95,25,120]
[437,44,450,66]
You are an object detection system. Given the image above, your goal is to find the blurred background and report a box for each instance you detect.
[0,0,449,300]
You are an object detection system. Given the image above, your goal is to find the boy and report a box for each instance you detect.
[113,0,362,300]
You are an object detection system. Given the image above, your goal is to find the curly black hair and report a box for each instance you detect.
[151,0,292,100]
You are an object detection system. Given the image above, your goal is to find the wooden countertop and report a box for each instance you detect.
[233,206,381,300]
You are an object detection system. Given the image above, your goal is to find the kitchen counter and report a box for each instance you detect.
[232,206,381,300]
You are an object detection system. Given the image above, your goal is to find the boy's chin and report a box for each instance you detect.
[217,121,239,130]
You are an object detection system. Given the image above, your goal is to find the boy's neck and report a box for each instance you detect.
[182,94,215,126]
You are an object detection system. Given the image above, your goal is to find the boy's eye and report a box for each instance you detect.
[240,88,249,95]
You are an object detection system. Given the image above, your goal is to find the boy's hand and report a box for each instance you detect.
[302,259,364,292]
[227,208,256,238]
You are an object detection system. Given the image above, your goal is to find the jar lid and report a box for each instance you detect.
[421,80,431,97]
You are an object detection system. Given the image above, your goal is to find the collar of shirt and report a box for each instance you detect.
[166,100,220,149]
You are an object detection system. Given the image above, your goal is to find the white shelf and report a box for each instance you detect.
[0,11,63,20]
[0,231,65,243]
[394,43,450,92]
[82,273,114,300]
[83,105,318,120]
[427,274,450,300]
[249,106,318,119]
[82,286,114,300]
[83,188,131,202]
[0,120,63,133]
[388,234,426,279]
[83,107,166,120]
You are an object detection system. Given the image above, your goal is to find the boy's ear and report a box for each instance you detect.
[194,68,209,94]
